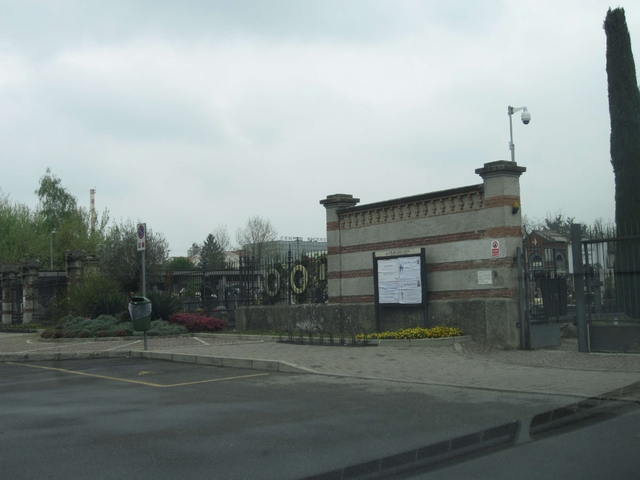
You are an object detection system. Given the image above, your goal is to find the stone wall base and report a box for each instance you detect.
[236,298,520,349]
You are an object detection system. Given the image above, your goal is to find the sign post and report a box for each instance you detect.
[137,223,146,297]
[136,223,147,350]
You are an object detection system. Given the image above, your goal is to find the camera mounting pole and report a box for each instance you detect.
[508,105,530,162]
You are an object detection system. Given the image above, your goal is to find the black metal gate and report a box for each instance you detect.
[34,274,67,325]
[517,244,567,349]
[573,225,640,353]
[10,278,22,324]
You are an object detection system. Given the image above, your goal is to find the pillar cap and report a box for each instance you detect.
[20,260,41,270]
[320,194,360,209]
[475,161,526,178]
[0,265,20,275]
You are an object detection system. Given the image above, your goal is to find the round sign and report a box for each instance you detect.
[137,224,145,239]
[491,240,499,249]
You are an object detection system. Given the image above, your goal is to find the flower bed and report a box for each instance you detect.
[357,326,463,340]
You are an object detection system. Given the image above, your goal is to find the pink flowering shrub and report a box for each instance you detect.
[168,313,227,332]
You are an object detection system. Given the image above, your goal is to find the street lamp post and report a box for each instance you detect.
[50,230,56,270]
[508,105,531,162]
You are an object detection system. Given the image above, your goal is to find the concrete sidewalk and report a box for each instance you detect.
[2,332,640,399]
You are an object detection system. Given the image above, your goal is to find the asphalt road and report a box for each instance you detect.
[413,407,640,480]
[0,358,629,480]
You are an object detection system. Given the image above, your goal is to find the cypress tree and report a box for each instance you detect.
[604,8,640,317]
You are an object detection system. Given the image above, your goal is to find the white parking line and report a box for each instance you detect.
[15,340,113,354]
[106,340,141,351]
[193,337,210,346]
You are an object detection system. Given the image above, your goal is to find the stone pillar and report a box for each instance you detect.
[83,254,100,276]
[475,161,526,348]
[1,265,20,325]
[475,160,527,232]
[65,250,87,286]
[20,260,41,324]
[320,194,360,303]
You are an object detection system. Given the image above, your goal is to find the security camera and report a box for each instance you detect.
[521,109,531,125]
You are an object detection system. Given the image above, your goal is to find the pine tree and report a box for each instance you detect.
[200,233,225,270]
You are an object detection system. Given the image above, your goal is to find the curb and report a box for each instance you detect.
[368,335,471,347]
[0,351,316,375]
[0,351,614,399]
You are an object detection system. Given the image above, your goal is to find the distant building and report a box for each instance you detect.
[269,237,327,257]
[187,243,202,265]
[524,230,569,275]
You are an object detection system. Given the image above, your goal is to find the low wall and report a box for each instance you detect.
[236,304,376,334]
[237,297,518,346]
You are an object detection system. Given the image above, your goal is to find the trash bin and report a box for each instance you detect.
[128,296,152,332]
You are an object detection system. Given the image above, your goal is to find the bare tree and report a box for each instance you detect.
[212,224,231,252]
[235,216,278,262]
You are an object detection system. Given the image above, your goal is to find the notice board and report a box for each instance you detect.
[373,248,428,331]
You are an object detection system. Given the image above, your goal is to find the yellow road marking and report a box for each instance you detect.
[5,362,268,388]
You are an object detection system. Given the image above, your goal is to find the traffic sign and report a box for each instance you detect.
[137,223,146,251]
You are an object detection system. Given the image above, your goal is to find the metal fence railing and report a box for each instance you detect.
[149,251,328,316]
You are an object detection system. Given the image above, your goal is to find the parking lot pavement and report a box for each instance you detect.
[1,358,584,480]
[3,333,640,399]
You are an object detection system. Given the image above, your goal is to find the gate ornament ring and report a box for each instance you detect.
[265,269,281,297]
[290,264,309,295]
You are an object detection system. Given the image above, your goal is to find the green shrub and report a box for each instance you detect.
[52,331,64,339]
[147,291,183,320]
[62,274,126,318]
[113,329,129,337]
[96,330,109,337]
[133,320,187,337]
[41,329,55,338]
[63,331,77,338]
[77,330,91,338]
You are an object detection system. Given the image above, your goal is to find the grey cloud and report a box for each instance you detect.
[0,0,505,59]
[45,81,226,143]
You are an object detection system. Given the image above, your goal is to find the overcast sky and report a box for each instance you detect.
[1,1,638,256]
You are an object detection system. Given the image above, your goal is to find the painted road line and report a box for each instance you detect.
[4,362,268,388]
[193,337,210,346]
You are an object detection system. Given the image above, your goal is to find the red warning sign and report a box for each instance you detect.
[491,240,500,257]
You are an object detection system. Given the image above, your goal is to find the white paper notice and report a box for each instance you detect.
[399,280,422,304]
[378,259,399,282]
[399,257,421,281]
[378,281,399,304]
[378,256,422,304]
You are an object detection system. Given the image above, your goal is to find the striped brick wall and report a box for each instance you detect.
[321,161,526,348]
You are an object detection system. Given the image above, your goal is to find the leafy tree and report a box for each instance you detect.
[235,215,278,262]
[0,171,109,269]
[34,169,109,268]
[605,8,640,317]
[200,233,225,269]
[35,168,78,232]
[165,257,196,270]
[0,193,43,264]
[99,219,169,293]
